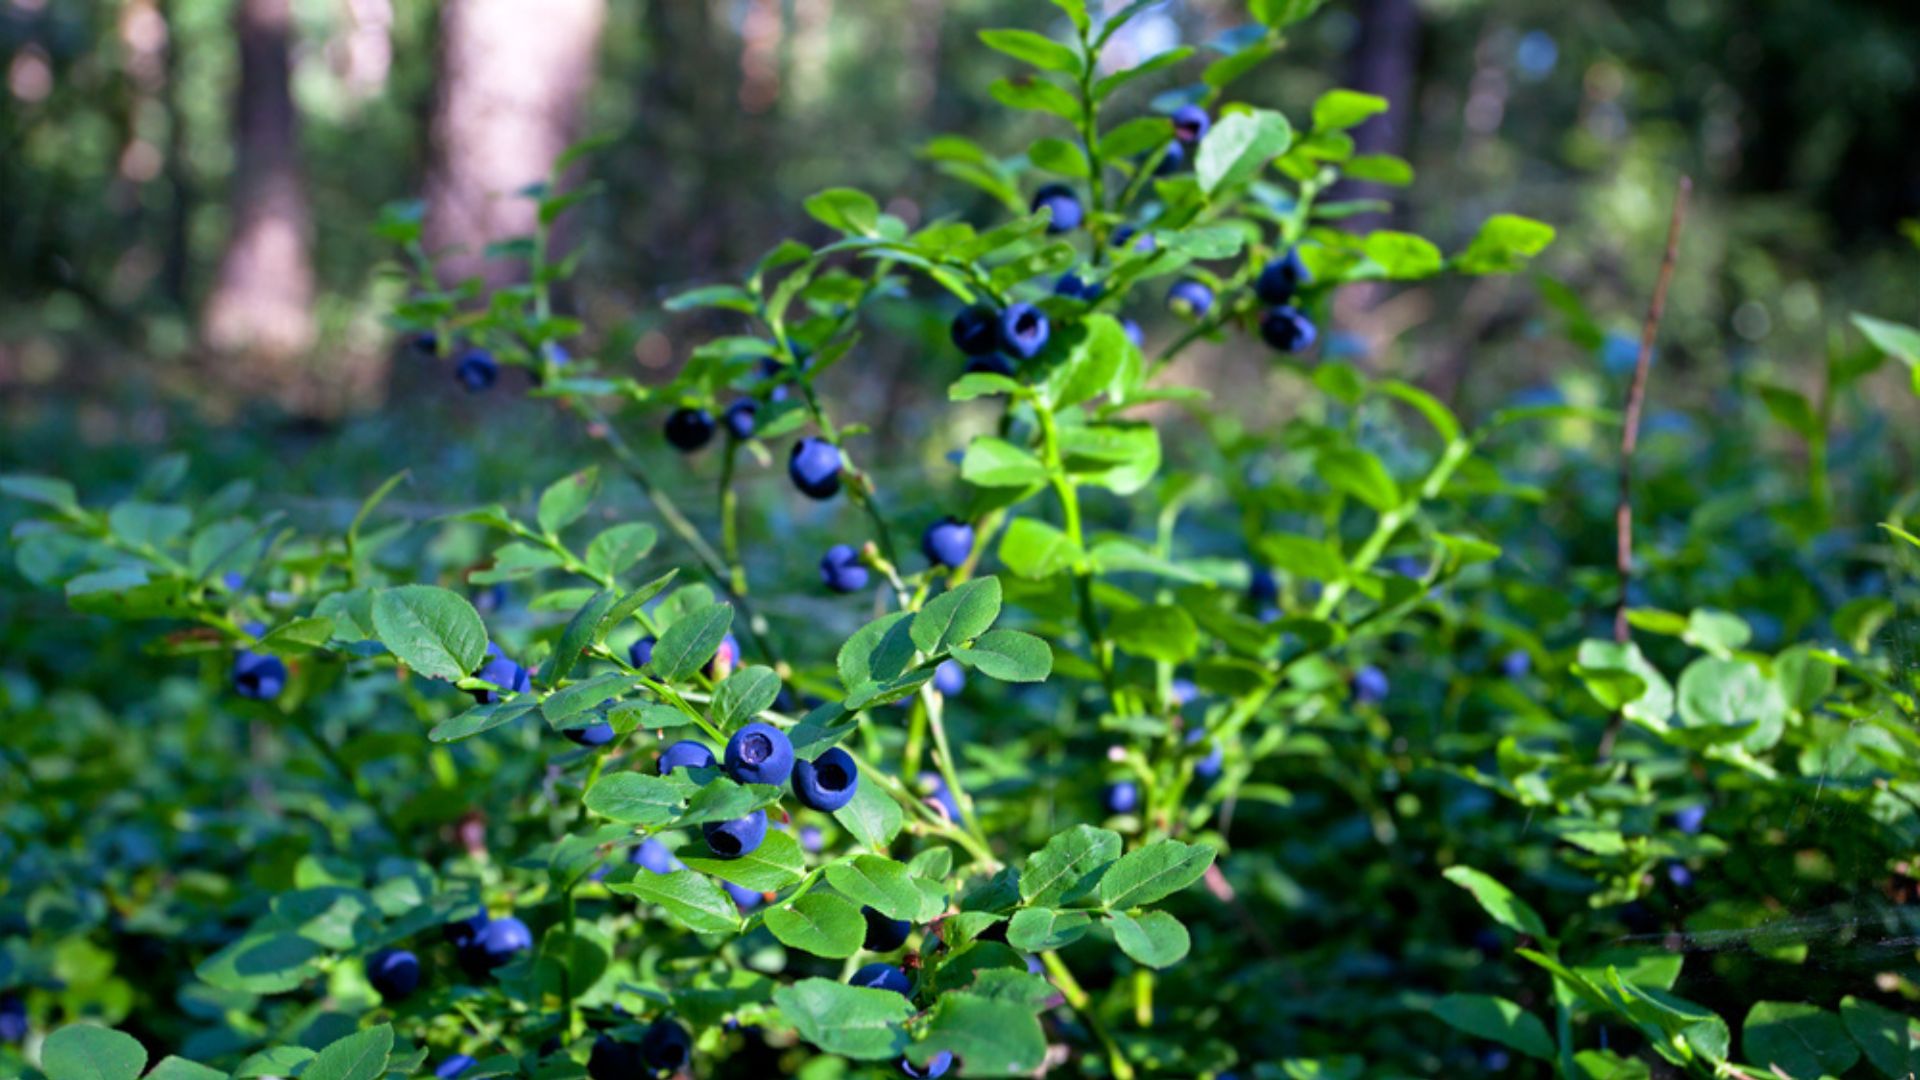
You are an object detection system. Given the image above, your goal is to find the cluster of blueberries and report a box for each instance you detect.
[1101,678,1225,815]
[648,718,860,861]
[408,335,574,395]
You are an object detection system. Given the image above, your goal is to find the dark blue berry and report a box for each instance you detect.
[665,407,716,452]
[1255,248,1311,304]
[462,915,531,972]
[1259,305,1317,352]
[455,349,498,392]
[1104,780,1139,815]
[1500,650,1531,678]
[443,911,488,950]
[1186,725,1223,782]
[542,342,571,367]
[724,399,758,440]
[1031,183,1083,233]
[799,825,825,853]
[725,880,764,911]
[703,810,769,859]
[820,544,870,594]
[850,962,912,996]
[232,647,288,701]
[1171,103,1210,144]
[409,331,439,357]
[998,303,1050,360]
[1351,665,1389,705]
[1157,140,1188,175]
[789,437,843,499]
[1667,863,1693,888]
[964,353,1016,378]
[640,1019,693,1072]
[470,644,531,705]
[628,635,656,668]
[563,720,616,747]
[1167,279,1214,318]
[792,747,859,812]
[366,948,420,999]
[863,906,911,952]
[0,993,22,1044]
[951,305,1001,355]
[1674,804,1707,835]
[1111,226,1155,254]
[1122,319,1143,349]
[433,1055,475,1079]
[588,1036,640,1080]
[725,721,795,785]
[922,518,975,569]
[1054,271,1102,301]
[658,739,716,775]
[933,659,966,697]
[631,837,682,874]
[1248,567,1279,607]
[903,1051,954,1078]
[920,772,962,822]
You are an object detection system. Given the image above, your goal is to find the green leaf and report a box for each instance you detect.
[541,587,618,687]
[1194,108,1293,195]
[1344,153,1414,185]
[765,893,865,958]
[1428,995,1555,1060]
[911,578,1003,655]
[1675,657,1787,751]
[1453,214,1557,274]
[680,828,805,892]
[1853,312,1920,365]
[1048,314,1133,410]
[679,777,781,826]
[909,992,1050,1075]
[1312,88,1389,130]
[430,698,539,743]
[1743,1001,1859,1079]
[196,930,324,994]
[988,78,1080,122]
[233,1046,316,1078]
[1441,866,1549,940]
[773,978,911,1060]
[584,522,657,579]
[1362,230,1444,279]
[610,870,739,934]
[961,437,1050,488]
[1022,824,1122,907]
[143,1058,226,1080]
[302,1024,394,1080]
[536,466,599,535]
[40,1025,149,1080]
[1097,838,1215,910]
[978,28,1081,75]
[1318,446,1400,510]
[1840,995,1920,1080]
[1099,116,1175,159]
[0,472,81,515]
[665,284,755,313]
[1757,384,1820,440]
[804,188,881,236]
[1029,137,1089,178]
[824,856,931,921]
[651,602,735,680]
[1107,909,1191,969]
[583,771,696,826]
[1093,48,1195,101]
[949,629,1052,682]
[838,611,918,689]
[999,517,1080,579]
[1681,608,1752,655]
[371,585,488,682]
[834,779,905,852]
[711,665,782,730]
[1007,907,1093,951]
[1573,640,1673,729]
[1110,604,1200,664]
[541,672,643,725]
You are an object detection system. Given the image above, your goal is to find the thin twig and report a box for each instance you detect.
[1600,174,1691,759]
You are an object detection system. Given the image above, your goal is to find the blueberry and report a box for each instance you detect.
[409,331,439,357]
[366,948,421,1000]
[1255,249,1312,304]
[1104,780,1139,815]
[463,915,532,971]
[472,582,508,614]
[658,739,716,776]
[850,962,912,997]
[703,810,769,859]
[1030,183,1083,233]
[1350,665,1389,705]
[964,353,1016,378]
[1054,271,1102,301]
[640,1018,693,1072]
[902,1051,954,1078]
[629,635,657,668]
[470,644,531,705]
[1170,679,1198,708]
[221,570,247,593]
[1122,319,1144,349]
[1166,279,1213,319]
[951,304,1001,355]
[1157,140,1188,175]
[1259,305,1317,352]
[799,825,825,853]
[863,907,911,952]
[998,303,1050,360]
[933,659,966,697]
[433,1055,476,1079]
[631,837,683,874]
[665,407,716,452]
[0,993,25,1044]
[1170,103,1210,144]
[919,772,962,823]
[1674,804,1708,835]
[1111,225,1155,254]
[820,544,870,594]
[725,880,765,912]
[724,399,758,440]
[789,437,843,499]
[587,1036,640,1080]
[564,720,616,748]
[705,633,741,680]
[542,342,571,367]
[1500,650,1531,679]
[1186,726,1224,782]
[725,722,795,785]
[792,747,859,812]
[443,910,489,950]
[1667,863,1693,888]
[455,349,498,392]
[922,518,975,569]
[1248,567,1279,607]
[232,647,288,701]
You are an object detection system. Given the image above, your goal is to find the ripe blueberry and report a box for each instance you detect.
[1157,140,1188,175]
[964,353,1016,378]
[1351,665,1389,705]
[455,349,498,392]
[702,810,769,859]
[1104,780,1139,815]
[640,1018,693,1072]
[799,825,825,853]
[564,720,616,747]
[1255,248,1311,304]
[850,962,912,996]
[1259,305,1317,352]
[724,399,758,440]
[725,721,795,785]
[1248,567,1279,607]
[433,1055,475,1079]
[998,303,1050,360]
[1166,279,1214,319]
[443,910,489,950]
[1500,649,1531,678]
[1170,678,1197,708]
[792,747,859,812]
[470,644,531,705]
[232,646,288,701]
[789,437,843,499]
[542,342,571,367]
[1171,103,1210,144]
[588,1036,640,1080]
[1186,727,1224,782]
[366,948,420,1000]
[933,658,965,697]
[903,1051,955,1078]
[820,544,870,594]
[658,739,716,775]
[863,907,911,952]
[919,772,962,823]
[921,517,975,569]
[1030,183,1083,233]
[408,331,439,357]
[464,914,532,971]
[1674,804,1707,835]
[950,304,1001,356]
[1122,319,1143,349]
[1112,225,1155,253]
[665,407,716,452]
[0,993,22,1043]
[1054,271,1102,301]
[725,880,765,912]
[472,582,508,614]
[631,837,683,874]
[629,635,656,668]
[1667,863,1693,888]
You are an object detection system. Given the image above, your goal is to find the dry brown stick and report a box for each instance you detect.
[1600,175,1692,760]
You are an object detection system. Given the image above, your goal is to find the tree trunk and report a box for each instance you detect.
[1331,0,1421,368]
[201,0,315,363]
[422,0,606,290]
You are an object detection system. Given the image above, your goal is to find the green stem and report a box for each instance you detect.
[719,442,748,597]
[1043,951,1134,1080]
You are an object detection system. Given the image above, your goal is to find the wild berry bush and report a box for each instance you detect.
[6,1,1920,1078]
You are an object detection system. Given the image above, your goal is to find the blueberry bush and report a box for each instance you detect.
[7,1,1920,1078]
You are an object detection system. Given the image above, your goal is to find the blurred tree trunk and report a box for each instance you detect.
[201,0,315,364]
[1332,0,1421,366]
[422,0,606,290]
